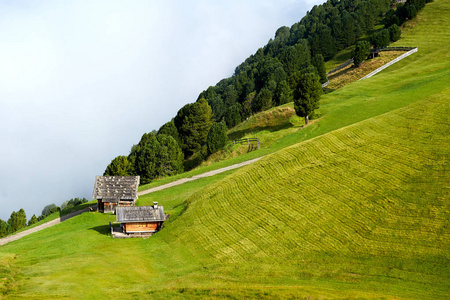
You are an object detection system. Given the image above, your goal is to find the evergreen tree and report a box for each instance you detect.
[312,54,328,84]
[352,40,371,67]
[388,24,402,42]
[274,80,292,106]
[293,73,322,124]
[223,85,239,106]
[208,95,226,122]
[27,214,38,226]
[207,121,228,155]
[156,134,184,177]
[252,88,273,113]
[134,132,161,184]
[274,26,290,43]
[371,29,391,48]
[384,8,400,27]
[174,99,213,158]
[241,92,256,119]
[224,104,242,128]
[157,120,180,145]
[7,209,27,233]
[0,219,7,237]
[104,155,133,176]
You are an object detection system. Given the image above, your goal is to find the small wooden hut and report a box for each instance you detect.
[115,203,165,236]
[92,176,140,213]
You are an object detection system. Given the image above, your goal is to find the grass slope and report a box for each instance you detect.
[139,0,449,192]
[1,1,449,298]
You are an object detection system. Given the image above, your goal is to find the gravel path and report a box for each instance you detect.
[0,156,263,246]
[137,157,263,196]
[0,206,93,246]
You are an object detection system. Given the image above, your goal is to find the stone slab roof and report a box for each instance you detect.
[116,205,165,223]
[92,176,140,202]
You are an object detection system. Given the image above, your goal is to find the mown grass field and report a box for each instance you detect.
[1,1,449,298]
[139,0,449,193]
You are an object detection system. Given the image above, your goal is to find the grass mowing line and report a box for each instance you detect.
[168,88,448,297]
[0,1,448,298]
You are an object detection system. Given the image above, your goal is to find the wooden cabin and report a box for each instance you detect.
[115,203,165,236]
[92,176,140,213]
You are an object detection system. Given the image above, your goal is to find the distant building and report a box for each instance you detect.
[92,176,140,213]
[115,203,165,236]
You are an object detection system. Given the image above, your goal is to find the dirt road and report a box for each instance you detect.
[0,206,93,246]
[0,156,263,246]
[137,157,263,196]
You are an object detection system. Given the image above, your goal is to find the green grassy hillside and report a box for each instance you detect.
[139,0,449,192]
[1,1,449,299]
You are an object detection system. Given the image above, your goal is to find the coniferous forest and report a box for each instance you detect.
[104,0,430,184]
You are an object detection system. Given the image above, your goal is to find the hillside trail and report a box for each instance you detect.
[0,156,263,246]
[137,157,263,196]
[0,206,92,246]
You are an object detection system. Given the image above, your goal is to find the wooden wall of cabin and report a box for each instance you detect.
[103,202,118,213]
[118,200,135,207]
[124,222,160,233]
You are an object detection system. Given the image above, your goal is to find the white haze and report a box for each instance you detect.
[0,0,323,221]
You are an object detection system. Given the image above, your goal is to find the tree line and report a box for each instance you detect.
[0,198,88,238]
[104,0,429,184]
[352,0,430,67]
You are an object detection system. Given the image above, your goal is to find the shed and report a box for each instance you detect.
[116,203,165,235]
[92,176,140,213]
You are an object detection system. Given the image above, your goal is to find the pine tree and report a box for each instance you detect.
[156,134,184,177]
[174,99,213,158]
[104,156,133,176]
[0,219,7,237]
[352,41,371,67]
[293,73,322,125]
[207,121,228,155]
[27,214,38,226]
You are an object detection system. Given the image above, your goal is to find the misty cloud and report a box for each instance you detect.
[0,0,323,220]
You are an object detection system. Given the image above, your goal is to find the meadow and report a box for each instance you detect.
[1,0,449,298]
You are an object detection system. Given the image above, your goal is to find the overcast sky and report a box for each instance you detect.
[0,0,323,221]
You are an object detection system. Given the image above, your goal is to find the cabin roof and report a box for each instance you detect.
[92,176,140,202]
[116,206,165,223]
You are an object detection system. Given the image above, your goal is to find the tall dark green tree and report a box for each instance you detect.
[104,155,133,176]
[157,120,180,145]
[371,29,390,48]
[252,88,273,113]
[384,8,400,27]
[134,132,161,184]
[293,73,322,124]
[0,219,7,237]
[156,134,184,177]
[274,80,292,106]
[352,40,371,67]
[7,209,27,233]
[274,26,290,43]
[241,92,256,119]
[174,99,213,158]
[312,54,327,84]
[224,104,242,128]
[27,214,38,226]
[207,121,228,155]
[388,24,401,42]
[280,40,311,75]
